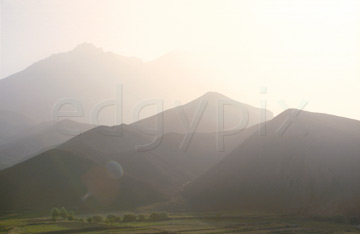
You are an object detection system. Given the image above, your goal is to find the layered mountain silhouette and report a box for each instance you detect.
[184,109,360,215]
[0,43,145,125]
[0,120,94,170]
[0,149,164,211]
[59,91,271,186]
[136,91,272,134]
[0,43,221,125]
[1,43,359,217]
[0,92,269,212]
[0,111,33,143]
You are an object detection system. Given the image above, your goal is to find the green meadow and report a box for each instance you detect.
[1,212,360,234]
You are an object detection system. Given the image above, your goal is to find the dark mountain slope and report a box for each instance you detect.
[0,92,268,212]
[57,92,267,191]
[136,91,272,134]
[0,111,33,143]
[0,149,165,212]
[0,120,94,170]
[184,109,360,215]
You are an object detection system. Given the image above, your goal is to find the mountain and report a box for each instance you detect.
[0,149,164,211]
[136,91,272,134]
[0,111,33,143]
[184,109,360,216]
[59,91,271,189]
[0,43,145,125]
[0,120,94,170]
[0,43,223,125]
[0,92,270,212]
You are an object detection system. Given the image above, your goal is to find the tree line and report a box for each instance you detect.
[50,207,169,223]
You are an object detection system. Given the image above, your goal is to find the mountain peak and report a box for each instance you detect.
[198,91,229,101]
[275,108,310,120]
[71,42,103,53]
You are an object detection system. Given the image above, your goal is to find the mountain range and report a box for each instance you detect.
[0,43,219,126]
[0,43,359,217]
[0,120,94,170]
[0,91,269,212]
[184,109,360,215]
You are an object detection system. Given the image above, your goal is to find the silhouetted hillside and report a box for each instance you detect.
[184,109,360,216]
[0,111,33,143]
[0,120,94,170]
[0,92,267,212]
[0,44,234,125]
[0,149,165,212]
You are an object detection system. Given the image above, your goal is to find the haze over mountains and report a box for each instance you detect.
[0,43,219,126]
[184,109,360,215]
[0,111,96,170]
[0,111,33,142]
[0,91,269,212]
[0,120,94,170]
[2,102,360,216]
[0,43,360,218]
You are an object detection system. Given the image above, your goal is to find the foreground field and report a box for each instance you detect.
[1,213,360,234]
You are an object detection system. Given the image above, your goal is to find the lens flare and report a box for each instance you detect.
[106,160,124,179]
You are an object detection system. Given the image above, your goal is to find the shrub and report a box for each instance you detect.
[114,216,122,223]
[106,214,116,224]
[348,216,360,225]
[92,215,103,223]
[149,212,169,221]
[59,207,68,219]
[50,207,60,221]
[67,211,75,221]
[87,217,92,223]
[122,214,137,222]
[138,214,146,221]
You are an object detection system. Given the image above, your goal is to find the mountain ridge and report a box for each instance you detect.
[183,109,360,215]
[0,92,268,212]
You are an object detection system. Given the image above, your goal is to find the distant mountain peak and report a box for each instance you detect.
[275,108,311,121]
[71,42,103,53]
[198,91,229,101]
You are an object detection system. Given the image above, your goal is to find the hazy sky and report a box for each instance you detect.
[1,0,360,119]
